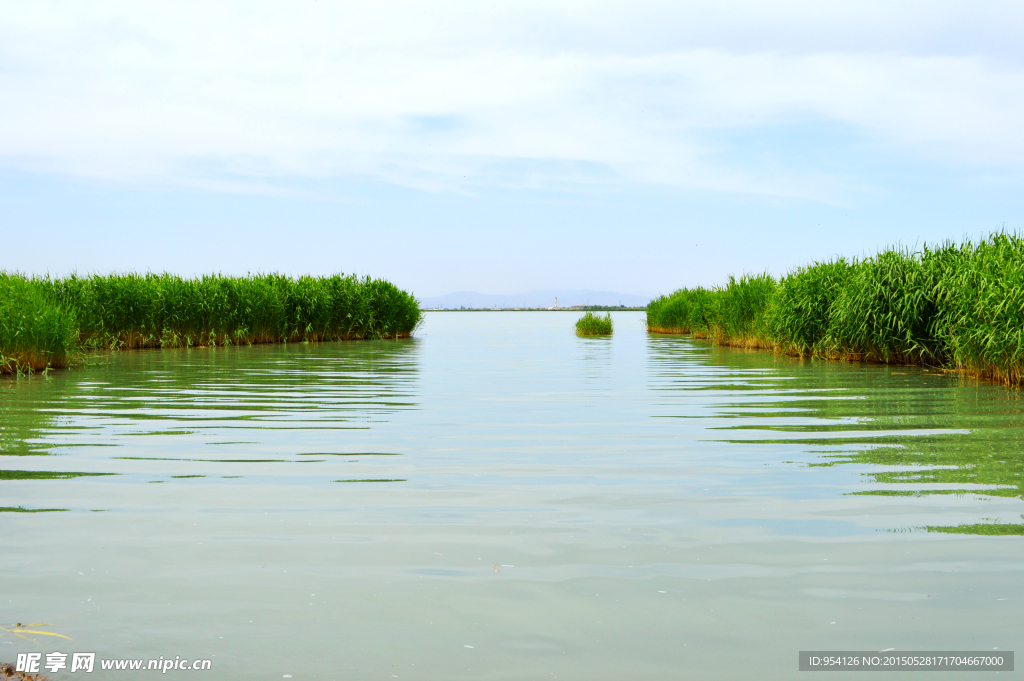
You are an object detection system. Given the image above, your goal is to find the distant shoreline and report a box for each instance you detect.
[421,306,646,312]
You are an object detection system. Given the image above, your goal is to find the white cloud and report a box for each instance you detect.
[1,1,1022,201]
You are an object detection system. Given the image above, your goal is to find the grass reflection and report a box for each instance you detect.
[0,470,115,480]
[926,523,1024,536]
[0,339,419,487]
[649,336,1024,535]
[0,384,63,457]
[334,478,406,483]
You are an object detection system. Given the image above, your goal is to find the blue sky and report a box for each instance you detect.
[2,1,1023,299]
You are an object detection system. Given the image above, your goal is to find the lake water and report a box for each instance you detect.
[2,311,1021,679]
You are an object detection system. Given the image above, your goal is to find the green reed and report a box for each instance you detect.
[647,232,1024,386]
[645,287,716,336]
[647,274,775,347]
[708,274,777,347]
[764,258,852,356]
[822,247,948,365]
[0,273,78,374]
[1,273,421,374]
[930,233,1024,386]
[575,311,613,335]
[45,272,421,349]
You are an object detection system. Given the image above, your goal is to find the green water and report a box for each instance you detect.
[1,312,1020,679]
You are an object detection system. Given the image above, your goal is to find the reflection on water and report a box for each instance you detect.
[0,380,66,457]
[2,313,1022,680]
[577,335,614,380]
[0,339,419,491]
[648,335,1024,535]
[0,470,115,480]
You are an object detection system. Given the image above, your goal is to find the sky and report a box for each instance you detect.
[2,1,1023,300]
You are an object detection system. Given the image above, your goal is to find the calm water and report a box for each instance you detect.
[2,312,1021,680]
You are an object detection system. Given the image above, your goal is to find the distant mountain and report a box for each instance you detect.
[418,289,655,309]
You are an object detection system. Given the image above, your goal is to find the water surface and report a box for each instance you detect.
[2,312,1021,679]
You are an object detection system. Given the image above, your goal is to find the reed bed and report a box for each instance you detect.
[575,311,613,336]
[0,273,420,374]
[645,274,774,348]
[646,233,1024,387]
[0,273,77,374]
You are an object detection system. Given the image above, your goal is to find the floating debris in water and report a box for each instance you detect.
[1,662,51,680]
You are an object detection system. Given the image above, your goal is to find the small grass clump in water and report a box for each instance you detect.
[575,311,613,336]
[646,232,1024,387]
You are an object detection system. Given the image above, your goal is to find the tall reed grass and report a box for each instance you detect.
[646,233,1024,387]
[0,273,421,374]
[931,234,1024,386]
[0,273,77,373]
[646,274,774,347]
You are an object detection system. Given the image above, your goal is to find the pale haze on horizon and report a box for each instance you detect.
[1,1,1022,300]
